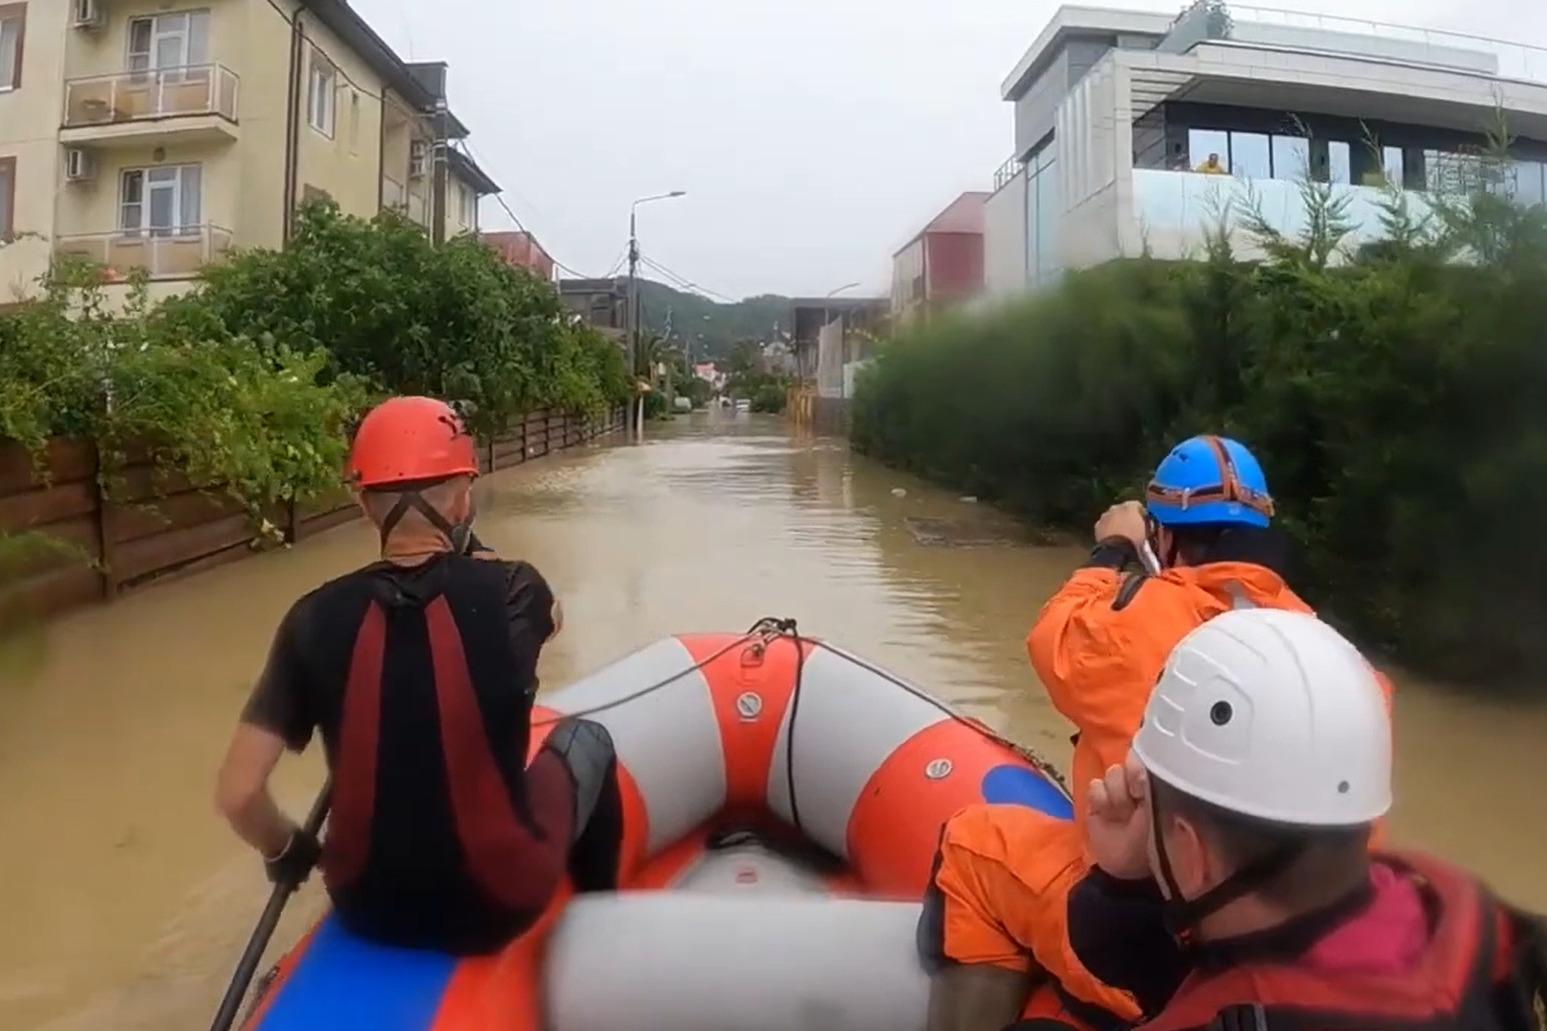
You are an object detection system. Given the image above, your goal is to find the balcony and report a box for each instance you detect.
[53,225,235,281]
[60,65,240,147]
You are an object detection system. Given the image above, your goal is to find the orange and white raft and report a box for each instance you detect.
[247,627,1074,1031]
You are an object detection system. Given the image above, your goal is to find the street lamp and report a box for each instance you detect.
[627,190,687,439]
[826,281,862,298]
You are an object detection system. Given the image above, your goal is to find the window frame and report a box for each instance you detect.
[126,9,209,78]
[307,50,336,138]
[119,163,202,238]
[0,3,25,91]
[0,155,16,241]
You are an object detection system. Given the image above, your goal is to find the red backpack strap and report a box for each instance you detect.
[322,601,387,890]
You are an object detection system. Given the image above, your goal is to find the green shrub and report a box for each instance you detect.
[751,384,788,413]
[853,193,1547,685]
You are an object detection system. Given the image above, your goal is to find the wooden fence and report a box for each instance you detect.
[0,406,625,625]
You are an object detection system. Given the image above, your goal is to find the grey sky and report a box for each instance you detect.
[351,0,1546,299]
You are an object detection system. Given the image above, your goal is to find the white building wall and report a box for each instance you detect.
[983,167,1028,297]
[1053,50,1130,270]
[816,318,844,399]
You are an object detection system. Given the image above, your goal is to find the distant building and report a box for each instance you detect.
[693,362,725,391]
[983,2,1547,295]
[483,230,555,280]
[558,277,628,339]
[891,192,988,324]
[790,297,888,397]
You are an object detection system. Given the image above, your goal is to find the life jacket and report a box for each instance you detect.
[322,555,570,952]
[1141,852,1547,1031]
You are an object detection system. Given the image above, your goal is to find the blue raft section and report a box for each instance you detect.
[256,917,458,1030]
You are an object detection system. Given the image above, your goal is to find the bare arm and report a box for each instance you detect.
[215,723,294,858]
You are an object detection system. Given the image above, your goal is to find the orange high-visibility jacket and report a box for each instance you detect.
[1028,562,1313,828]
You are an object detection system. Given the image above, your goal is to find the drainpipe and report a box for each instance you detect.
[281,10,304,245]
[431,98,448,245]
[376,86,387,212]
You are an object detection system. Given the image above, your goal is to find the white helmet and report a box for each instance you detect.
[1133,609,1391,827]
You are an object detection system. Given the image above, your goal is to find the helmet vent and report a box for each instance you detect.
[1337,780,1350,794]
[1209,701,1233,726]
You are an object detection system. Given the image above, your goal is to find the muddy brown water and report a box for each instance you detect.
[2,411,1543,1029]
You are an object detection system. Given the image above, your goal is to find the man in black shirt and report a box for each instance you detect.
[215,397,621,953]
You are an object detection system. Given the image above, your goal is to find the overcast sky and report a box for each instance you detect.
[349,0,1546,299]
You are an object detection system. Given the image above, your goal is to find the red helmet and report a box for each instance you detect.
[348,396,479,489]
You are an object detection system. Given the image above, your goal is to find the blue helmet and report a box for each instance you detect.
[1146,435,1274,529]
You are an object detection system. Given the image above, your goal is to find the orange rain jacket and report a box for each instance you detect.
[1029,560,1313,832]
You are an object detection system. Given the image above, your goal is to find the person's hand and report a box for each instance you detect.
[1093,501,1148,549]
[1085,754,1153,881]
[264,826,322,887]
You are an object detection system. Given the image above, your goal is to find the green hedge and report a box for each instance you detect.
[853,192,1547,686]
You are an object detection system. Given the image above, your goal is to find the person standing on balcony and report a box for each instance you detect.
[215,396,623,954]
[1196,152,1228,175]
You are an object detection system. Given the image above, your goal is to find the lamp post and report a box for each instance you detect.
[628,191,686,439]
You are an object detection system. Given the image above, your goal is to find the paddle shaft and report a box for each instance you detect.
[209,783,332,1031]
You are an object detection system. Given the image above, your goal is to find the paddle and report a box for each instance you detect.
[209,782,333,1031]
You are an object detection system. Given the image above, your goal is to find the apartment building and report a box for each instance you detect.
[983,2,1547,294]
[0,0,499,303]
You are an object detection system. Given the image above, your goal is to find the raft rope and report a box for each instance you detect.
[530,616,1073,811]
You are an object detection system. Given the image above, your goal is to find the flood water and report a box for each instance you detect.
[2,411,1544,1029]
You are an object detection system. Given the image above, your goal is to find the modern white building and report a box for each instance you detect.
[983,2,1547,295]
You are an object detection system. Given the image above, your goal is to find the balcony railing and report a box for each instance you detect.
[53,225,235,280]
[1165,2,1547,85]
[63,65,240,129]
[993,155,1025,192]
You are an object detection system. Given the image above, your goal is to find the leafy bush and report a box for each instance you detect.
[853,187,1547,685]
[750,384,788,413]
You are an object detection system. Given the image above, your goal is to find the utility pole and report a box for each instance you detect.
[625,191,687,440]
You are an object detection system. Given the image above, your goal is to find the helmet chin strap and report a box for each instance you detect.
[1149,789,1305,943]
[377,491,475,555]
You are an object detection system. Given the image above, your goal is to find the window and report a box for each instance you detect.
[0,3,24,91]
[1327,141,1351,185]
[0,156,15,241]
[1230,132,1271,179]
[1271,135,1310,180]
[1189,129,1229,172]
[458,183,476,227]
[307,51,335,137]
[1381,146,1404,187]
[119,165,201,237]
[1513,161,1547,208]
[127,11,209,75]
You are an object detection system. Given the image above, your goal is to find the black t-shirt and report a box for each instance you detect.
[242,556,556,752]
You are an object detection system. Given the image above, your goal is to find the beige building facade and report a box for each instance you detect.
[0,0,497,304]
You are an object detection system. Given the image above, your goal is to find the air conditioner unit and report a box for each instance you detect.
[409,141,429,179]
[72,0,105,30]
[65,148,97,183]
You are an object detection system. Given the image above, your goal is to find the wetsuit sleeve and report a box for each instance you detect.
[503,560,557,665]
[241,601,316,752]
[1066,868,1189,1017]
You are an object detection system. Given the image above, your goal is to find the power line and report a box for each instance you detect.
[638,254,738,304]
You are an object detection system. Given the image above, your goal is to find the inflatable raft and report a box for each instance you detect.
[247,622,1073,1031]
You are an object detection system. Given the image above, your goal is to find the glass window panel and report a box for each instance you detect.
[1271,136,1310,180]
[1189,129,1229,173]
[121,170,144,204]
[1230,132,1271,179]
[0,16,20,88]
[1383,146,1404,186]
[1328,141,1351,185]
[149,181,176,232]
[1035,159,1060,285]
[179,166,201,228]
[128,19,153,70]
[188,11,210,65]
[0,164,12,236]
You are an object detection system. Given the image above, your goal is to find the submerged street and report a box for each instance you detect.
[2,411,1545,1030]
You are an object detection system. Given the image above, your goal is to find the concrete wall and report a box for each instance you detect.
[890,237,924,321]
[983,167,1028,297]
[1013,39,1111,160]
[288,6,385,228]
[1,0,66,301]
[815,318,843,399]
[924,232,984,302]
